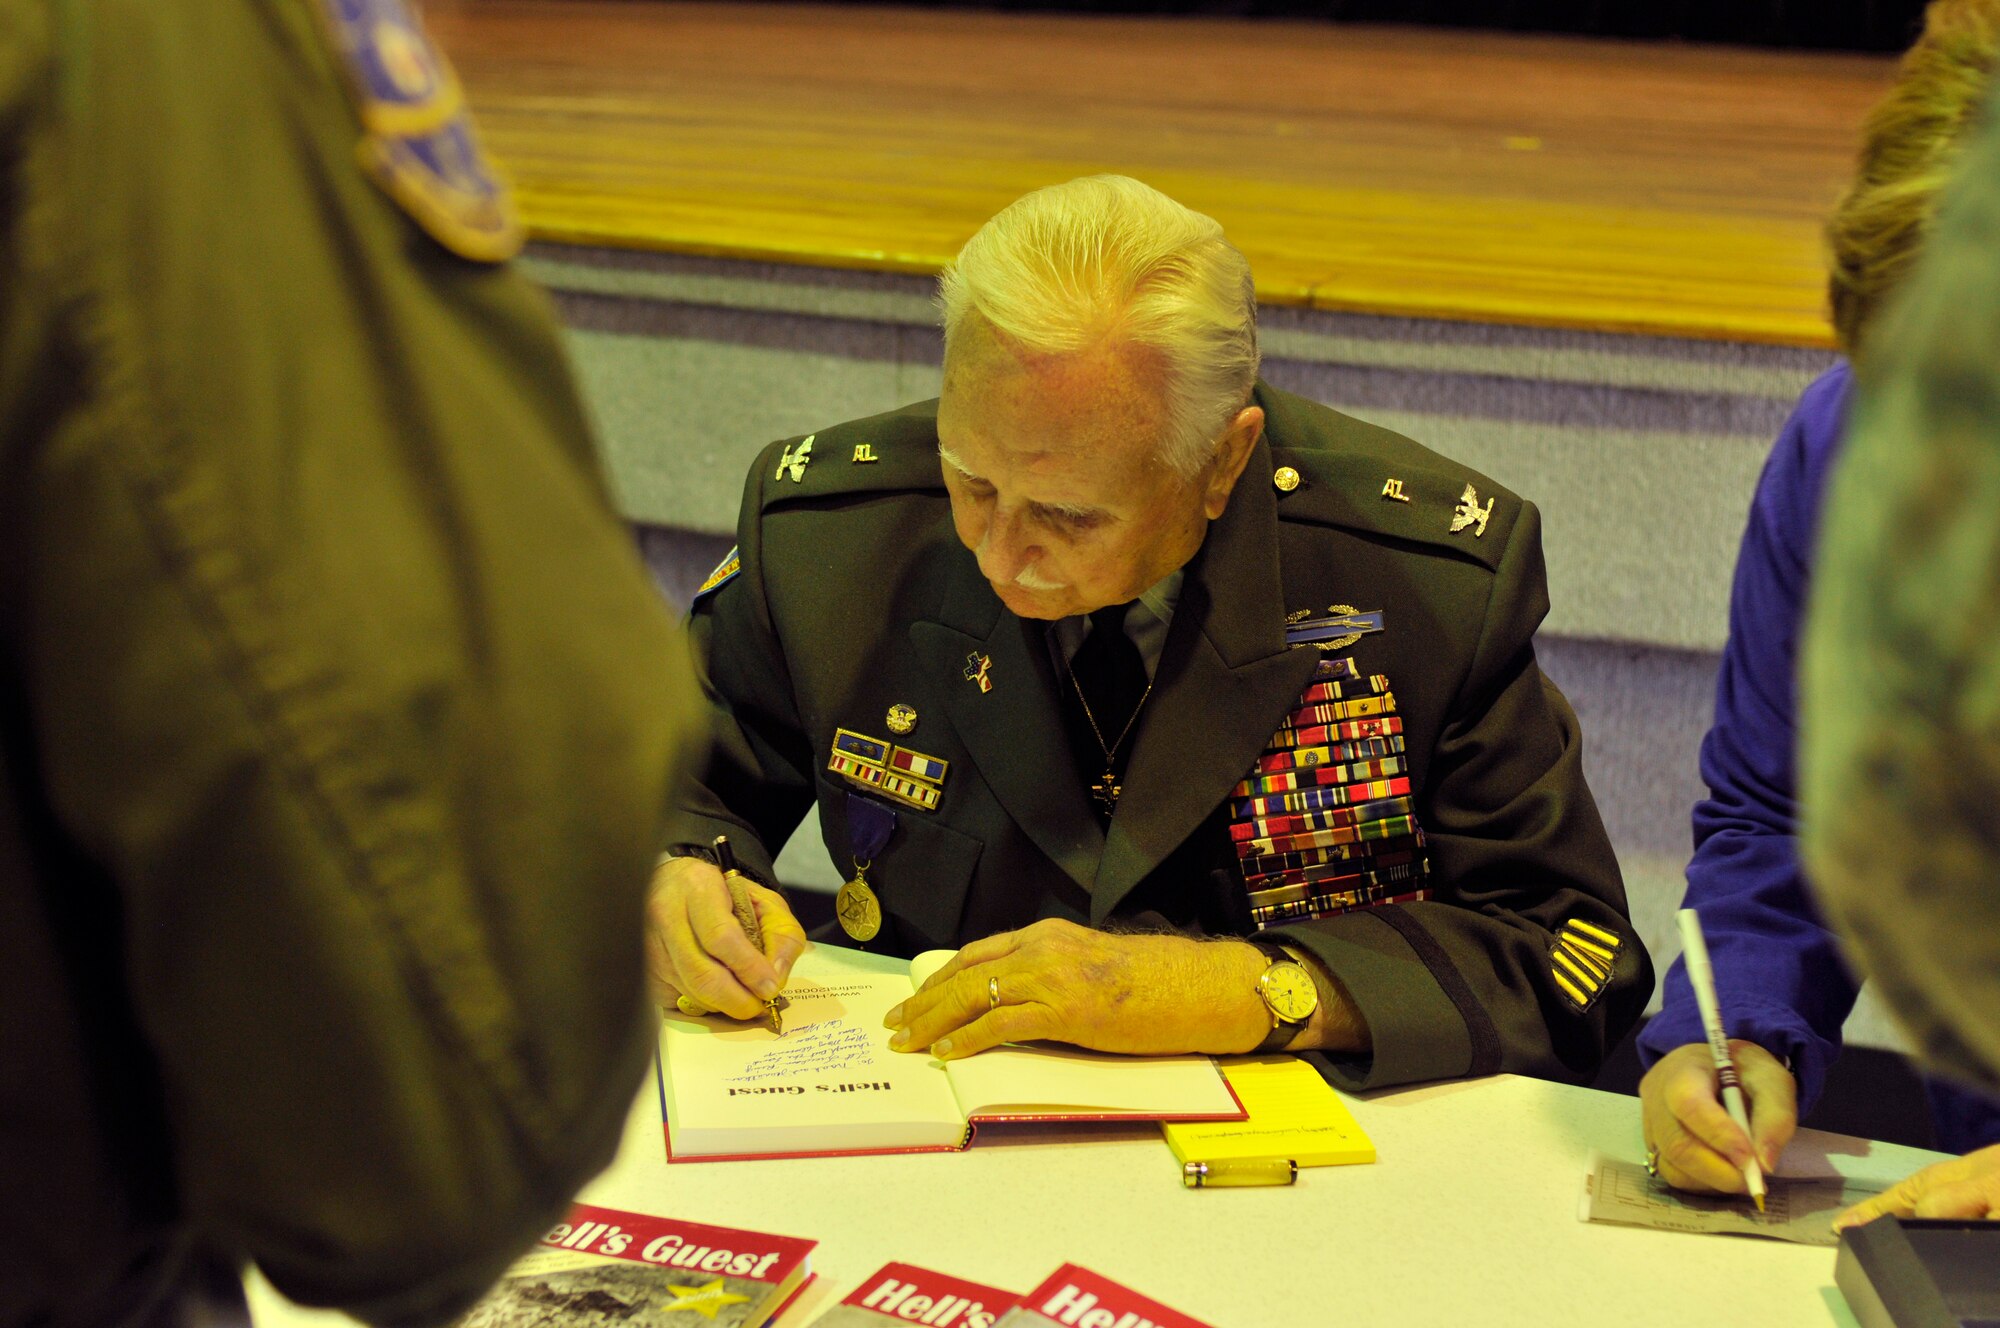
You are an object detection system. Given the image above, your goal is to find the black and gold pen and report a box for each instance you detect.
[713,835,785,1035]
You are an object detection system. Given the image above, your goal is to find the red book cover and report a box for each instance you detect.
[806,1262,1017,1327]
[452,1203,815,1327]
[995,1265,1216,1328]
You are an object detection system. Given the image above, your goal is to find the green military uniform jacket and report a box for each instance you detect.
[674,383,1652,1092]
[0,2,698,1325]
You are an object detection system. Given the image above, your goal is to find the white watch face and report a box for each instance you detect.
[1263,961,1318,1023]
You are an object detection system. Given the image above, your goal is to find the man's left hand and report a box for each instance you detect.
[1835,1143,2000,1228]
[883,920,1274,1060]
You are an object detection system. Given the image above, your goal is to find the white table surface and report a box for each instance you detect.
[246,1070,1946,1328]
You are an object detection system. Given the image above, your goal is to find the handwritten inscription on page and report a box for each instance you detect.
[659,956,971,1155]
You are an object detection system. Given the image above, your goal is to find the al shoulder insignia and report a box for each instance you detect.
[314,0,524,262]
[690,546,741,607]
[1265,447,1515,572]
[1551,918,1623,1013]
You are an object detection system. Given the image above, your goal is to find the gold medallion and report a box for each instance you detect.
[836,871,882,941]
[885,703,918,734]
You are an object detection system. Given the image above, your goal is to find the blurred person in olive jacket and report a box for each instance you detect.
[0,1,702,1324]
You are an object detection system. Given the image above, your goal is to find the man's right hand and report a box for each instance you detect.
[644,855,809,1020]
[1639,1039,1797,1194]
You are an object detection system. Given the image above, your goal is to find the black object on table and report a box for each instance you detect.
[1835,1218,2000,1328]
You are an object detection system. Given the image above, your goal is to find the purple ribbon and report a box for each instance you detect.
[846,792,897,862]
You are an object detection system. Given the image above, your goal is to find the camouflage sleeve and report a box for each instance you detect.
[1800,83,2000,1099]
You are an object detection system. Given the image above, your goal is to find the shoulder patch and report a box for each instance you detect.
[314,0,523,262]
[690,546,741,608]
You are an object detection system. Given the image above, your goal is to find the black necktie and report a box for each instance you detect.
[1063,601,1149,820]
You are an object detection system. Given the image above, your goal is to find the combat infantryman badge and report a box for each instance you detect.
[1451,484,1493,537]
[963,652,993,693]
[776,435,815,483]
[1284,606,1386,654]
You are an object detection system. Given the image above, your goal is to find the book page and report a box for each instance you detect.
[658,946,964,1158]
[908,951,1241,1123]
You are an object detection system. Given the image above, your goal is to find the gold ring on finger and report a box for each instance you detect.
[988,976,1000,1011]
[1645,1144,1661,1178]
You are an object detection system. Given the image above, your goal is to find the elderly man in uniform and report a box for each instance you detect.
[648,175,1648,1089]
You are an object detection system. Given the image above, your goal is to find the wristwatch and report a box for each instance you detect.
[1250,940,1320,1053]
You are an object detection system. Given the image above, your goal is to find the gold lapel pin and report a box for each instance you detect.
[775,434,815,483]
[1451,483,1493,537]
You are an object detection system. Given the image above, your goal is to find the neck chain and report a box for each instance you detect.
[1064,650,1155,817]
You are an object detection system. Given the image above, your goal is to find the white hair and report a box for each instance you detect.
[938,175,1260,479]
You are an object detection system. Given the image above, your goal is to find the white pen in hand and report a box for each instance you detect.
[1676,907,1767,1212]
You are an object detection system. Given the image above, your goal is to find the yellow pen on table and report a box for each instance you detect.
[1183,1159,1298,1189]
[713,834,785,1036]
[1676,907,1767,1212]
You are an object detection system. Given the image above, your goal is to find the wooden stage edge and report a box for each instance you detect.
[443,3,1898,349]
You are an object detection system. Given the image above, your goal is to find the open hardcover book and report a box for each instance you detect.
[657,943,1244,1161]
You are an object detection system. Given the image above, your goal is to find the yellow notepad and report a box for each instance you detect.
[1161,1056,1376,1168]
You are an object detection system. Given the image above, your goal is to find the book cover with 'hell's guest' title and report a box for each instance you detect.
[805,1261,1017,1327]
[452,1203,815,1328]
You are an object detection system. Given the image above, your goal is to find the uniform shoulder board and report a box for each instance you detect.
[313,0,524,262]
[756,400,949,511]
[1256,384,1523,572]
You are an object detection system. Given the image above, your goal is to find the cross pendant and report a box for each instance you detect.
[1091,770,1122,816]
